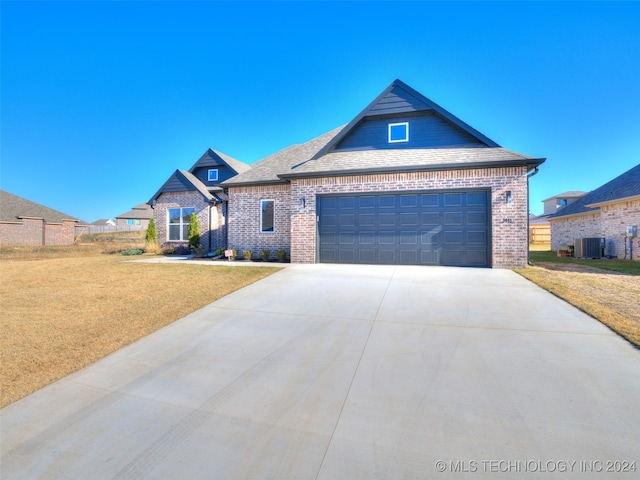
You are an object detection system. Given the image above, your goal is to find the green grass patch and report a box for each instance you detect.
[530,250,640,275]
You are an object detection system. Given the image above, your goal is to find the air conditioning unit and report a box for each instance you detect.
[574,238,605,259]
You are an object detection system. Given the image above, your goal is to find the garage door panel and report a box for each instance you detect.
[318,190,489,267]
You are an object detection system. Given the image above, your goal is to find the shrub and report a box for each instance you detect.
[188,212,200,252]
[260,249,270,261]
[121,249,144,256]
[214,247,225,257]
[144,242,162,255]
[243,249,253,261]
[276,249,287,262]
[145,217,157,244]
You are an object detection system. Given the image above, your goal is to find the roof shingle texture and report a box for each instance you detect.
[0,190,83,224]
[550,164,640,218]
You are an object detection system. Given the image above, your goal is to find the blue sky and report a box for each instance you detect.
[2,1,639,222]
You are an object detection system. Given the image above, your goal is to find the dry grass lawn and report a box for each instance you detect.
[515,252,640,347]
[0,248,280,407]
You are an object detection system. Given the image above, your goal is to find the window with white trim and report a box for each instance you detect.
[260,200,274,233]
[388,122,409,143]
[208,169,219,182]
[168,207,195,241]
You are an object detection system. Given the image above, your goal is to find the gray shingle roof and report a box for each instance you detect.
[541,191,587,202]
[222,127,344,186]
[550,164,640,218]
[0,190,83,224]
[115,203,153,220]
[284,146,540,178]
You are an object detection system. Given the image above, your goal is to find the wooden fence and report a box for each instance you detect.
[529,223,550,244]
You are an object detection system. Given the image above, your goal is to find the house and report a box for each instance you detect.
[0,190,83,246]
[92,218,116,227]
[115,203,153,229]
[541,191,587,216]
[549,164,640,260]
[148,148,251,252]
[528,191,587,244]
[221,79,545,268]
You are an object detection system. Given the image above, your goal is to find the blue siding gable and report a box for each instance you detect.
[312,79,499,160]
[335,112,484,151]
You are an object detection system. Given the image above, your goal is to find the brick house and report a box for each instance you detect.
[221,80,545,268]
[0,190,83,247]
[148,149,251,252]
[549,164,640,260]
[115,203,153,229]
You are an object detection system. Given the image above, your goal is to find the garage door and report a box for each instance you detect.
[317,190,490,266]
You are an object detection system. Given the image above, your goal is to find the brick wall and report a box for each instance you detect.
[551,198,640,260]
[227,185,291,257]
[0,218,76,247]
[228,166,530,268]
[152,191,225,253]
[602,199,640,260]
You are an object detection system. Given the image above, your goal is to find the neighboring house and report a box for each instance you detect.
[0,190,83,246]
[528,191,586,244]
[92,218,116,227]
[116,203,153,229]
[148,148,251,252]
[222,79,545,268]
[549,164,640,260]
[115,203,153,228]
[541,191,587,216]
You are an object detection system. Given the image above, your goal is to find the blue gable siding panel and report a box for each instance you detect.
[192,166,238,186]
[161,175,195,192]
[335,112,484,151]
[368,87,432,115]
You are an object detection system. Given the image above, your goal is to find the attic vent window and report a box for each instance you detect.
[208,169,219,182]
[388,122,409,143]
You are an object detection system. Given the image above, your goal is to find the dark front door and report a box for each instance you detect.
[317,190,490,266]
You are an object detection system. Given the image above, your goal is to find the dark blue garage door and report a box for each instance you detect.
[318,190,490,266]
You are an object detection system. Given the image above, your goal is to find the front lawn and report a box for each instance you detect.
[516,251,640,347]
[0,250,280,407]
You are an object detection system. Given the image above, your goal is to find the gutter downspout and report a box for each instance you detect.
[527,167,540,266]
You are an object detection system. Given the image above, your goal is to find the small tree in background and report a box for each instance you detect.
[144,217,161,254]
[188,212,201,252]
[145,217,157,244]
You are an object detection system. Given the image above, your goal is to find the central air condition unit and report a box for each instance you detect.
[574,238,605,259]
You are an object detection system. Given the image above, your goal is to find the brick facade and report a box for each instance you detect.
[0,218,76,247]
[152,191,225,253]
[227,185,292,257]
[550,197,640,260]
[228,166,530,268]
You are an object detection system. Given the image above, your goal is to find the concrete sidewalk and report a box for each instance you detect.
[2,265,639,479]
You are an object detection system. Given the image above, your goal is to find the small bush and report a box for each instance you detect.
[188,212,200,252]
[214,247,225,256]
[260,249,270,261]
[144,242,162,255]
[276,249,287,262]
[145,217,157,244]
[243,249,253,261]
[121,249,144,256]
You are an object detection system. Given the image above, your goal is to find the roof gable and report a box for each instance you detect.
[313,79,499,159]
[148,169,215,205]
[188,149,251,175]
[550,164,640,218]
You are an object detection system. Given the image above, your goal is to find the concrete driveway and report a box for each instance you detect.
[2,264,639,479]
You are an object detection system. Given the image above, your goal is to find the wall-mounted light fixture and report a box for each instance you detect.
[300,197,306,209]
[506,190,513,205]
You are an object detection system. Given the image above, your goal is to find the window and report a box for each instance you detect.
[168,207,195,241]
[388,122,409,143]
[558,198,568,207]
[127,219,133,225]
[260,200,274,233]
[208,169,219,182]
